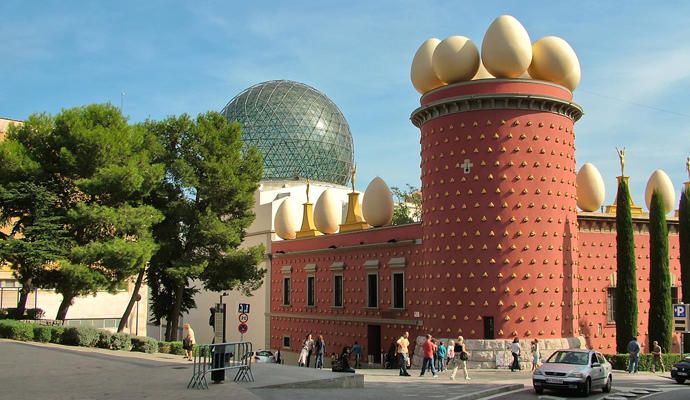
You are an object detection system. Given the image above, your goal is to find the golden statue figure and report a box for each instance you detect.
[616,147,625,176]
[350,164,357,193]
[686,156,690,181]
[306,178,311,203]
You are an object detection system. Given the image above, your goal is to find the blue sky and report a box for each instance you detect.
[2,1,689,208]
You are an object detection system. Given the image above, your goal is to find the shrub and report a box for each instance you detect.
[50,326,65,344]
[111,332,132,351]
[32,325,53,343]
[131,336,158,354]
[25,308,46,320]
[62,326,100,347]
[604,353,682,372]
[97,331,113,349]
[0,308,20,319]
[168,341,186,355]
[158,341,171,354]
[0,320,34,341]
[193,345,210,357]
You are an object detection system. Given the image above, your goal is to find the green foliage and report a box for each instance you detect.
[50,326,65,343]
[193,345,210,357]
[648,191,673,351]
[32,325,53,343]
[391,184,422,225]
[680,187,690,304]
[605,353,681,371]
[615,179,638,354]
[26,308,46,320]
[158,341,171,353]
[0,320,34,341]
[62,326,100,347]
[110,332,132,350]
[97,330,113,349]
[168,341,186,355]
[131,335,158,353]
[145,113,264,340]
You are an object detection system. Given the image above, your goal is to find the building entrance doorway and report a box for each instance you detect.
[367,324,382,364]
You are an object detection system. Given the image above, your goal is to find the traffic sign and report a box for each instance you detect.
[673,304,689,332]
[238,313,249,323]
[238,323,248,334]
[674,304,687,318]
[238,303,250,314]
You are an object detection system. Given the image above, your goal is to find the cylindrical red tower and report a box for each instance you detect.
[411,79,583,339]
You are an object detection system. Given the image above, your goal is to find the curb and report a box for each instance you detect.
[247,373,365,389]
[447,384,525,400]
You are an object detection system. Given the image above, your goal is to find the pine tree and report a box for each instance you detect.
[615,178,638,353]
[680,186,690,304]
[648,191,672,351]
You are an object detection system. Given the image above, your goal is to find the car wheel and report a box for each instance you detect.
[534,386,544,394]
[579,378,591,396]
[602,375,612,393]
[676,378,686,384]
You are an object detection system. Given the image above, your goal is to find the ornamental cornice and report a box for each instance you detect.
[410,93,584,127]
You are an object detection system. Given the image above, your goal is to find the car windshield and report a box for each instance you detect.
[546,351,589,365]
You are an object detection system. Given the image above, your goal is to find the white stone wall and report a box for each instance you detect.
[412,336,586,369]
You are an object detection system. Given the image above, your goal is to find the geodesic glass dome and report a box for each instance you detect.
[222,80,354,186]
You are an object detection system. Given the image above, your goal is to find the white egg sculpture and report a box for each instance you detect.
[362,177,394,227]
[411,38,444,94]
[432,36,480,84]
[472,60,494,80]
[644,169,675,213]
[274,197,299,240]
[576,163,605,212]
[528,36,581,91]
[481,15,533,78]
[314,189,341,234]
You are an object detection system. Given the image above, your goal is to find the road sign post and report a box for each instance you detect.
[673,304,690,357]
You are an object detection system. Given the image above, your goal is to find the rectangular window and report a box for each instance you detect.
[282,336,290,348]
[392,272,405,309]
[334,275,343,307]
[367,273,378,308]
[607,287,616,324]
[672,286,679,304]
[282,277,291,306]
[307,276,315,307]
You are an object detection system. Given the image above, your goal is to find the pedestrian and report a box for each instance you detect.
[315,335,326,369]
[276,349,282,364]
[626,337,640,373]
[446,341,454,369]
[352,341,362,369]
[531,339,541,371]
[182,323,196,361]
[651,340,665,373]
[450,336,470,380]
[436,340,447,372]
[298,334,311,366]
[396,331,411,376]
[420,334,438,378]
[510,337,521,372]
[305,333,314,367]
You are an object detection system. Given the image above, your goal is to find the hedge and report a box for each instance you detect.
[62,327,100,347]
[111,332,132,351]
[97,331,113,349]
[168,341,186,356]
[0,320,34,341]
[131,336,158,354]
[158,341,171,354]
[50,326,65,344]
[605,353,682,371]
[32,325,53,343]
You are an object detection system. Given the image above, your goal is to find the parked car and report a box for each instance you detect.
[254,350,276,363]
[671,356,690,384]
[533,349,612,396]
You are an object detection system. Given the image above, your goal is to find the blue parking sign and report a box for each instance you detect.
[238,303,250,314]
[673,304,686,318]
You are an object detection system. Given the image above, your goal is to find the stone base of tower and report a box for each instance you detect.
[411,336,586,369]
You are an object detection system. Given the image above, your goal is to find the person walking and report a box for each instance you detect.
[315,335,326,369]
[396,331,411,376]
[447,340,455,370]
[531,339,541,372]
[651,340,665,373]
[450,336,470,380]
[352,341,362,369]
[627,337,640,373]
[305,333,315,367]
[436,341,447,372]
[182,323,196,361]
[298,334,311,366]
[510,337,521,372]
[420,334,438,378]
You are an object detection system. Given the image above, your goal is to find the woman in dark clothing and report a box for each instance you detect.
[315,335,326,369]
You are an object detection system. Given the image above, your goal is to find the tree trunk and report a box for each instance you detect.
[16,277,33,318]
[56,294,74,321]
[166,281,185,341]
[117,266,146,333]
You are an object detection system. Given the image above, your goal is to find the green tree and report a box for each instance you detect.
[144,113,265,340]
[391,184,422,225]
[680,186,690,304]
[615,178,638,353]
[0,104,163,320]
[648,191,673,351]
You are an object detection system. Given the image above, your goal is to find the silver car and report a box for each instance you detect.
[533,349,612,395]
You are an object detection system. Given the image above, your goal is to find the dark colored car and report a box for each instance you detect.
[671,356,690,384]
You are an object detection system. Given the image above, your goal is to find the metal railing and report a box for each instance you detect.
[187,341,254,389]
